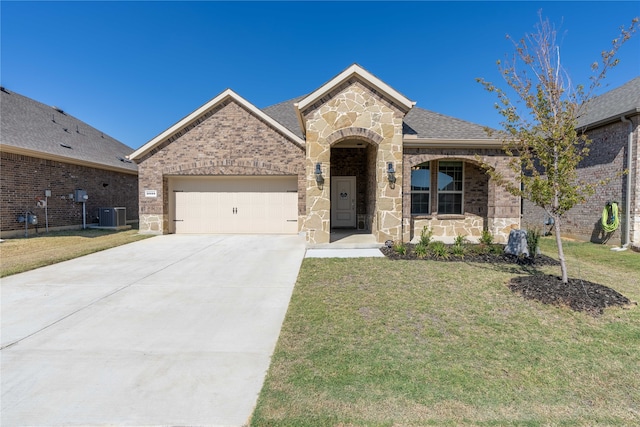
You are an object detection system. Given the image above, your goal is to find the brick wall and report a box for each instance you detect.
[1,152,138,236]
[136,99,305,233]
[523,118,636,245]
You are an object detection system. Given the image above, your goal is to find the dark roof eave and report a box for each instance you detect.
[0,144,138,175]
[579,108,640,131]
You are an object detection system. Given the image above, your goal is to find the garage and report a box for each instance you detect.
[169,176,298,234]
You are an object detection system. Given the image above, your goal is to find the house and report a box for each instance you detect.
[522,77,640,250]
[0,88,138,237]
[129,64,520,245]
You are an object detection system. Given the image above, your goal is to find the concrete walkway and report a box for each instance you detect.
[1,234,306,427]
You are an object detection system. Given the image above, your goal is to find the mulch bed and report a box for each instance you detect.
[379,244,635,316]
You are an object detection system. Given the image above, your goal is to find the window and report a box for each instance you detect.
[410,163,430,215]
[437,161,463,214]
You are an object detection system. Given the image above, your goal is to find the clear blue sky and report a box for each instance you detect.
[2,1,639,149]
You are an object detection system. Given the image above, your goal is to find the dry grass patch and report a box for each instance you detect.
[251,238,640,426]
[1,228,153,277]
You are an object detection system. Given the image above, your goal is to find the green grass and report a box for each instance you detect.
[251,237,640,426]
[0,228,153,277]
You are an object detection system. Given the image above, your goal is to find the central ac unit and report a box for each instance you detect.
[99,207,126,227]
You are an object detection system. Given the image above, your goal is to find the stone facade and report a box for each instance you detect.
[136,99,305,234]
[132,66,523,245]
[522,116,639,248]
[0,152,138,237]
[300,79,406,244]
[402,148,520,243]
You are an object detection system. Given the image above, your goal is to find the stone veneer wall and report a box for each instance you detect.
[402,148,520,243]
[522,116,638,248]
[300,79,406,244]
[136,99,305,234]
[1,152,138,237]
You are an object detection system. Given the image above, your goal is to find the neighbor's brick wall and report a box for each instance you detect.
[136,99,305,233]
[1,152,138,236]
[522,118,635,245]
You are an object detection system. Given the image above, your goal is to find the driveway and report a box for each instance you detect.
[1,234,306,427]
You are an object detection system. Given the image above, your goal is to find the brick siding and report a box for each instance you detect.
[522,117,638,245]
[1,152,138,236]
[136,99,305,233]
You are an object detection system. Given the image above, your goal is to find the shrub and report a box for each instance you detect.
[453,234,467,246]
[451,235,466,258]
[394,242,407,255]
[414,243,428,258]
[526,227,541,258]
[419,226,433,246]
[429,241,449,259]
[479,229,494,245]
[451,243,465,258]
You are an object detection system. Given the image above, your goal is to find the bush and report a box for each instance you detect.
[452,234,467,258]
[527,227,541,258]
[394,242,407,255]
[414,243,428,258]
[419,226,433,246]
[454,234,467,246]
[429,241,449,259]
[479,229,494,245]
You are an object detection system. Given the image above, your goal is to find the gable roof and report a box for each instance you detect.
[578,76,640,128]
[293,64,416,136]
[264,97,493,143]
[0,88,137,174]
[129,89,306,161]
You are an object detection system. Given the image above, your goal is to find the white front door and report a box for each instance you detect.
[331,176,356,228]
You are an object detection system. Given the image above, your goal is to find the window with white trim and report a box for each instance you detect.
[410,162,430,215]
[437,161,463,214]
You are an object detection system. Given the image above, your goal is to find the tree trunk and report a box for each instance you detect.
[554,215,568,283]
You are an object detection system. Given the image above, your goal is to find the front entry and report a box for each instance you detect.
[331,176,356,228]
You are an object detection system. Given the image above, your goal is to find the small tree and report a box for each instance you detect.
[477,13,638,283]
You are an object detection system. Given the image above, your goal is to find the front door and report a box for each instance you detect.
[331,176,356,228]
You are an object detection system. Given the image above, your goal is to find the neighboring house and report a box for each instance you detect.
[522,77,640,250]
[130,64,520,244]
[0,88,138,237]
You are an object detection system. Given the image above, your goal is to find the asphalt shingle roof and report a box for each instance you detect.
[263,96,492,141]
[578,76,640,128]
[0,88,137,173]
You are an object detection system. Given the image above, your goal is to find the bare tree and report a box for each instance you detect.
[477,13,638,283]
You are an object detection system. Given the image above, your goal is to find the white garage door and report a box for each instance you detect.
[171,176,298,234]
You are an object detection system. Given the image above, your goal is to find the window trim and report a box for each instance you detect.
[410,162,431,215]
[436,160,464,215]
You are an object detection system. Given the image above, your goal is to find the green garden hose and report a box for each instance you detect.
[601,202,620,233]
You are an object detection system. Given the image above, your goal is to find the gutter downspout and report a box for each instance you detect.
[613,115,633,251]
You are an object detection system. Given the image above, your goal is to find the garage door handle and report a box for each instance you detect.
[173,219,184,222]
[233,207,237,214]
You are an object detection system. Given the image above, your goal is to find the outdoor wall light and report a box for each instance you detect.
[387,162,396,184]
[315,163,324,186]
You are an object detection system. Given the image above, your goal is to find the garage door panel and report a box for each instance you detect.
[172,177,298,234]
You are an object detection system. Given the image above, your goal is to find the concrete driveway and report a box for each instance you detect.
[1,234,306,427]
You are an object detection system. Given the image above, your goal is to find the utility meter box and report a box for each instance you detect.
[27,214,38,225]
[74,189,88,202]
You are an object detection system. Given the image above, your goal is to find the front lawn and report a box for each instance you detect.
[0,228,153,277]
[251,238,639,426]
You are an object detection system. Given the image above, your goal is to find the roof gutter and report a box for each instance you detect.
[612,114,634,251]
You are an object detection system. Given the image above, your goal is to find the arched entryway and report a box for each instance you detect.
[329,139,377,241]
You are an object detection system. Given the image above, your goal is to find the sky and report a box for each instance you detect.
[1,1,639,150]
